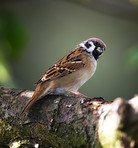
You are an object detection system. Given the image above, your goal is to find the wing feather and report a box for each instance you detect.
[35,49,85,84]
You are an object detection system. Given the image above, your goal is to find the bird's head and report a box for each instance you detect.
[78,38,106,60]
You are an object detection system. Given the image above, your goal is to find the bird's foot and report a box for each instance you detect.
[65,90,92,99]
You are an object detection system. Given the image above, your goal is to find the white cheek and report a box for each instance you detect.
[87,42,95,53]
[79,43,85,49]
[79,41,96,54]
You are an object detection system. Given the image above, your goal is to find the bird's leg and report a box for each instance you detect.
[65,90,92,99]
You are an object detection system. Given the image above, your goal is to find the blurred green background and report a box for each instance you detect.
[0,0,138,101]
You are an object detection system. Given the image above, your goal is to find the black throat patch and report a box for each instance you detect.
[92,49,100,60]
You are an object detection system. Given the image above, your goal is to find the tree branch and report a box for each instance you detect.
[0,86,138,148]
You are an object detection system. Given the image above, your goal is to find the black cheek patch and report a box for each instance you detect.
[85,42,91,49]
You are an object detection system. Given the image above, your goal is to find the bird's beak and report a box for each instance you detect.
[102,47,105,52]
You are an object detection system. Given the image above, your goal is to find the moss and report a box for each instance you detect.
[0,119,20,144]
[50,123,90,148]
[0,118,69,147]
[0,118,96,147]
[36,124,65,147]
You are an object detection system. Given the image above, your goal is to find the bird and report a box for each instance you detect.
[19,38,106,117]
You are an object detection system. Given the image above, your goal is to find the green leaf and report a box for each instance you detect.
[126,45,138,69]
[0,9,28,61]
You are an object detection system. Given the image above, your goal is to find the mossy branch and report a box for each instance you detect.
[0,86,138,148]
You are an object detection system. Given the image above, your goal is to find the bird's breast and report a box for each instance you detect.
[52,55,97,93]
[76,56,97,89]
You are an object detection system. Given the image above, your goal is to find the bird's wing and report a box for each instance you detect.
[35,49,85,84]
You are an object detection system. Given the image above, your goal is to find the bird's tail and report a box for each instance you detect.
[19,83,44,117]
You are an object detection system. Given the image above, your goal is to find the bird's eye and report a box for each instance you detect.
[95,41,100,47]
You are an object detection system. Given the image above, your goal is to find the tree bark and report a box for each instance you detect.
[0,86,138,148]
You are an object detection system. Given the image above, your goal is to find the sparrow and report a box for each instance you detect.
[19,38,106,117]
